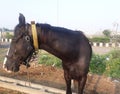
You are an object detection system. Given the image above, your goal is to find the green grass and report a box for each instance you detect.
[0,48,8,62]
[90,49,120,78]
[38,50,62,68]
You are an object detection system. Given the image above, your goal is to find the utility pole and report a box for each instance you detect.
[115,23,118,34]
[57,0,59,26]
[112,22,119,43]
[0,28,2,45]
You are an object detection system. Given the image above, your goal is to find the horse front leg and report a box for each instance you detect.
[78,75,87,94]
[64,70,72,94]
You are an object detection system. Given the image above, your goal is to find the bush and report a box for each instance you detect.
[38,51,62,68]
[89,37,110,43]
[5,32,13,39]
[38,50,120,79]
[107,49,120,59]
[90,53,106,74]
[90,50,120,78]
[104,49,120,78]
[105,58,120,78]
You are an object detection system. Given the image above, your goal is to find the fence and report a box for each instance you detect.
[1,38,12,43]
[1,38,120,48]
[90,42,120,47]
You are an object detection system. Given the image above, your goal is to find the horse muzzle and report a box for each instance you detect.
[3,64,20,73]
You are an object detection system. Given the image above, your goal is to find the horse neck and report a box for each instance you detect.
[36,25,62,58]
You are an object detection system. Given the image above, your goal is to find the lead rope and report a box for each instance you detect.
[25,58,31,87]
[25,66,31,87]
[25,50,39,87]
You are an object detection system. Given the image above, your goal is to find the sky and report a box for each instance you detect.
[0,0,120,35]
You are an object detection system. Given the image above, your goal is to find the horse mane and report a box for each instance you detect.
[36,23,51,31]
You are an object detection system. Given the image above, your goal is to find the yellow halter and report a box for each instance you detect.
[31,21,39,50]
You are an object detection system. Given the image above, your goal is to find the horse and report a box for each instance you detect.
[3,14,92,94]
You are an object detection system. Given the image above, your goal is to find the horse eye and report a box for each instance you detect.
[25,36,30,41]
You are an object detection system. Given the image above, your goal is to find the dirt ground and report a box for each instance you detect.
[92,46,114,55]
[0,45,120,94]
[0,87,26,94]
[0,63,120,94]
[0,64,65,94]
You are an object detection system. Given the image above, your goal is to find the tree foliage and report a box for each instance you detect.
[89,37,110,43]
[5,32,13,39]
[103,29,111,37]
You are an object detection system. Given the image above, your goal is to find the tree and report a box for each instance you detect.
[103,29,111,37]
[5,32,13,39]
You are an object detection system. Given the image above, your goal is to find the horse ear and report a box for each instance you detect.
[19,13,26,26]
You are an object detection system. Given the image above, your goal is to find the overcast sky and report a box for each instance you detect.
[0,0,120,34]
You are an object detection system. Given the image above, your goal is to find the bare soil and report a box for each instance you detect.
[92,47,114,54]
[0,87,26,94]
[0,63,120,94]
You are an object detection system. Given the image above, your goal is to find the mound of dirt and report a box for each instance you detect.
[0,63,120,94]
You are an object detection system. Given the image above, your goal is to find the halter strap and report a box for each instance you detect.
[31,21,39,50]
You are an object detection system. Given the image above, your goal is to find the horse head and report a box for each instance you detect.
[3,14,35,72]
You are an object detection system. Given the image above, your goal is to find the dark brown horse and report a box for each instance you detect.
[3,14,92,94]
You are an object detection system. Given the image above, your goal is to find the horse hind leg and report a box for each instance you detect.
[64,70,72,94]
[78,75,87,94]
